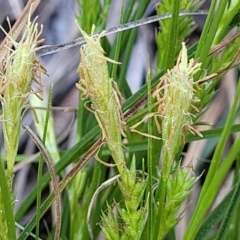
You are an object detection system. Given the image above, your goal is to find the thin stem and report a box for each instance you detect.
[0,157,16,240]
[147,70,154,240]
[36,10,208,57]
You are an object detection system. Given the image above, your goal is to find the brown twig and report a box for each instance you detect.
[23,124,61,240]
[0,0,40,60]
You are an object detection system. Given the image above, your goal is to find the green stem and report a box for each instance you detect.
[163,0,180,71]
[147,71,154,240]
[155,151,171,239]
[0,157,16,240]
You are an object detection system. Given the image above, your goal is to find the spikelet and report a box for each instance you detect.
[76,26,126,174]
[153,42,201,169]
[0,14,45,181]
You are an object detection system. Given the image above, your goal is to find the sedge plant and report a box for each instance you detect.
[1,0,240,239]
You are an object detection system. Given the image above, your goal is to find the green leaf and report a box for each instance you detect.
[215,181,240,240]
[196,186,235,240]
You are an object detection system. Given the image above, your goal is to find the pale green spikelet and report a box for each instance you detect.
[158,163,198,239]
[100,158,148,240]
[101,203,120,240]
[153,42,201,172]
[76,26,126,174]
[117,160,148,240]
[0,16,45,182]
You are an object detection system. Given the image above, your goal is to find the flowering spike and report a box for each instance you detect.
[76,26,126,174]
[0,16,46,182]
